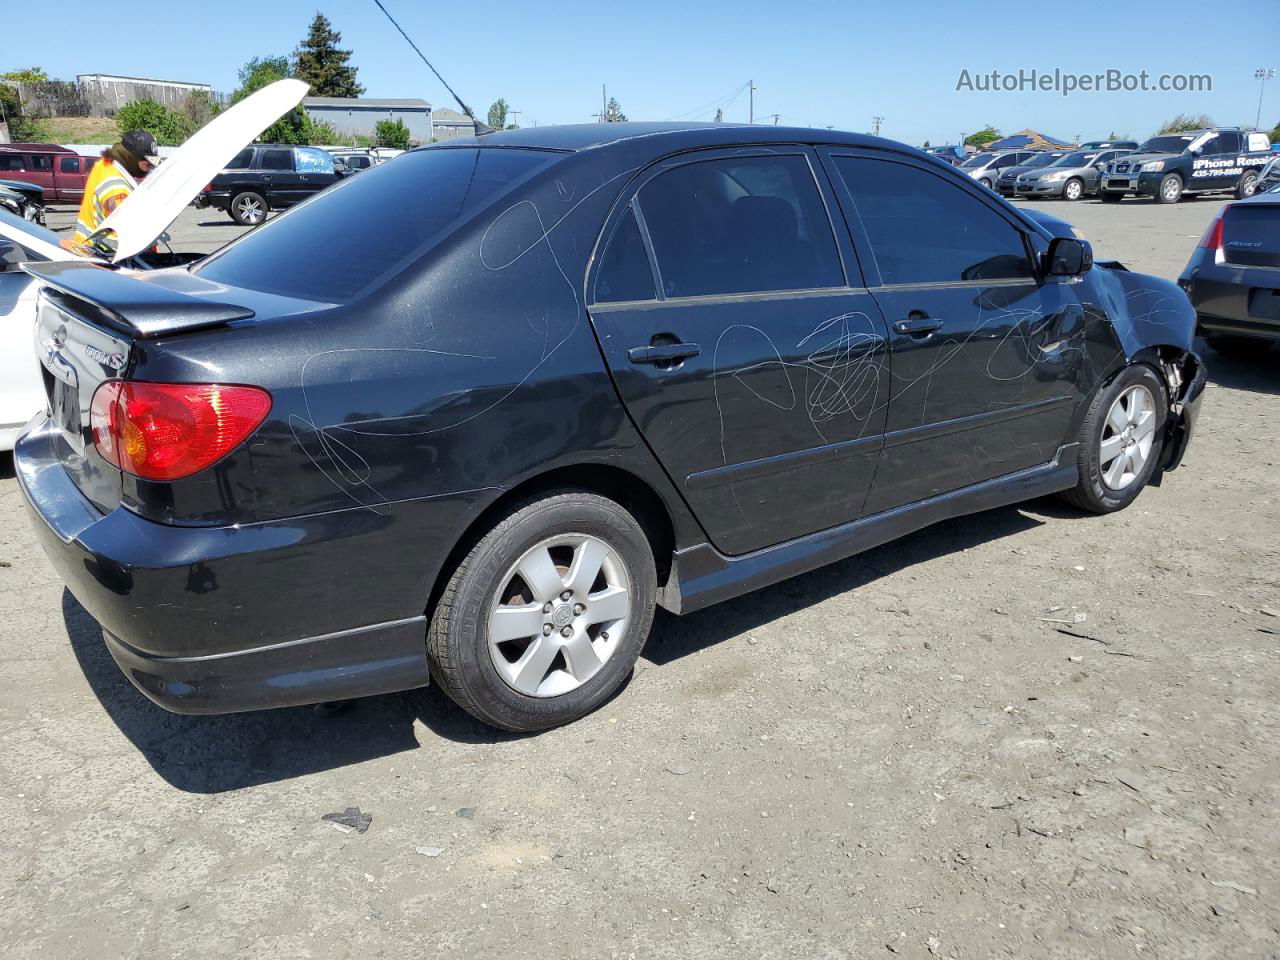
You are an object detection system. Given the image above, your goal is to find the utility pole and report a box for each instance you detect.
[768,113,781,125]
[749,80,755,124]
[1256,67,1276,129]
[872,115,883,137]
[508,109,521,129]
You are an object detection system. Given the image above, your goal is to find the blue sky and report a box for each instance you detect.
[22,0,1280,144]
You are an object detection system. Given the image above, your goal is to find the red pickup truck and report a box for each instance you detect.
[0,143,96,204]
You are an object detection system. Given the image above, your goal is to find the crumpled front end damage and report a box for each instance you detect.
[1094,260,1207,473]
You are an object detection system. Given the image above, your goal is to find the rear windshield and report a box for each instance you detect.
[196,147,555,303]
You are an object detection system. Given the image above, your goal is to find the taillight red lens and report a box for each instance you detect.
[90,382,271,481]
[202,183,212,193]
[1198,212,1224,251]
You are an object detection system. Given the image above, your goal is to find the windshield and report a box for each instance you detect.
[1024,153,1060,168]
[959,154,988,169]
[1050,152,1093,167]
[196,147,555,303]
[1138,136,1195,155]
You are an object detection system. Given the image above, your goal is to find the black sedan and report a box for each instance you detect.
[16,123,1205,732]
[1179,187,1280,355]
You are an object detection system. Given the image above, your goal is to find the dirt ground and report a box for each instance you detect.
[2,198,1277,960]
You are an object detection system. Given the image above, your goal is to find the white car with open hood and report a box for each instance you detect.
[0,79,308,450]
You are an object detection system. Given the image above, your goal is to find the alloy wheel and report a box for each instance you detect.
[1064,179,1083,200]
[1099,384,1156,490]
[487,534,632,698]
[234,195,266,224]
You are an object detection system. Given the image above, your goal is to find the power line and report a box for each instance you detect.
[663,81,751,122]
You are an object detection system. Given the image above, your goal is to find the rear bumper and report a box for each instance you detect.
[1181,264,1280,339]
[14,419,431,714]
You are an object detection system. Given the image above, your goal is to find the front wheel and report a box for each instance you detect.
[1060,365,1166,514]
[1062,177,1084,201]
[1156,174,1183,204]
[229,191,268,225]
[979,177,993,189]
[427,491,657,732]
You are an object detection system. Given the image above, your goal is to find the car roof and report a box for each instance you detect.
[0,143,74,154]
[425,121,893,155]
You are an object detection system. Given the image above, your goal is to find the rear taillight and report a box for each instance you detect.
[1198,211,1225,251]
[90,382,271,481]
[202,183,212,193]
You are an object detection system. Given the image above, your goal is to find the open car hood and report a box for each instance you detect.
[97,78,309,262]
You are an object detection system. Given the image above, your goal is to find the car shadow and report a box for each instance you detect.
[1198,340,1279,396]
[60,502,1047,793]
[0,452,14,480]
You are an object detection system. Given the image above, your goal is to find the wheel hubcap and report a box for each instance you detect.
[1100,384,1156,491]
[237,197,264,223]
[1066,181,1080,199]
[487,534,631,698]
[1162,180,1178,200]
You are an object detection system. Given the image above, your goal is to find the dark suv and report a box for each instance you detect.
[195,144,344,224]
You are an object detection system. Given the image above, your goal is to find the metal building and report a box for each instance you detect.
[302,97,433,144]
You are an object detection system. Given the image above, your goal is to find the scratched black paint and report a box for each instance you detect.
[15,123,1205,714]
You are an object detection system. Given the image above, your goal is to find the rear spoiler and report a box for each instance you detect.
[22,260,254,338]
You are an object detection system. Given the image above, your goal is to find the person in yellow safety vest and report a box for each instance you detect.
[67,129,157,254]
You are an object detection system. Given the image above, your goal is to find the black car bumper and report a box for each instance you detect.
[14,419,431,714]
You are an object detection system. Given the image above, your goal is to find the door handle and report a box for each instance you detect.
[893,317,944,337]
[627,342,701,364]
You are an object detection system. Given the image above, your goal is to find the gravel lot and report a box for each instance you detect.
[2,196,1277,960]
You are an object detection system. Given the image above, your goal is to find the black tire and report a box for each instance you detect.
[229,190,268,226]
[979,177,994,190]
[1205,333,1269,358]
[1099,191,1123,203]
[1235,170,1259,200]
[1062,177,1085,201]
[1060,365,1166,514]
[1155,174,1183,204]
[427,491,657,732]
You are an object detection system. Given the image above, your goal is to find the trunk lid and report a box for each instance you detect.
[1221,198,1280,268]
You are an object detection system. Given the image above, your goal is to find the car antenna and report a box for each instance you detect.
[370,0,495,137]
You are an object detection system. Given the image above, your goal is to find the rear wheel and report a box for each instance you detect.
[1062,177,1084,201]
[1235,170,1259,200]
[1060,365,1166,514]
[229,191,268,225]
[427,491,657,732]
[1156,174,1183,204]
[1100,191,1123,203]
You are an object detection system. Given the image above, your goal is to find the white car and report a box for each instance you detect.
[0,80,308,452]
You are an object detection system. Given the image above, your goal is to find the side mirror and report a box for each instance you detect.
[1044,236,1093,277]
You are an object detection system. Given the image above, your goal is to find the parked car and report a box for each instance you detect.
[1255,154,1280,193]
[924,145,966,166]
[0,180,45,224]
[959,150,1040,189]
[194,144,344,225]
[10,121,1206,732]
[995,152,1065,196]
[0,80,310,453]
[1099,128,1273,203]
[1014,149,1134,200]
[0,145,95,204]
[1178,189,1280,356]
[1080,140,1139,151]
[329,148,377,172]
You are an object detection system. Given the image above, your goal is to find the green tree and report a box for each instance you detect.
[182,90,221,129]
[293,13,363,97]
[0,84,44,141]
[603,97,627,122]
[116,99,194,146]
[487,98,509,130]
[1268,119,1279,143]
[964,126,1001,147]
[374,117,411,149]
[2,67,50,84]
[231,56,290,106]
[1156,113,1212,134]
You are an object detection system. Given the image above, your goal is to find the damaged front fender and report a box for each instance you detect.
[1093,261,1206,474]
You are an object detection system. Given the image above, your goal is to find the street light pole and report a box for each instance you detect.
[1257,67,1276,130]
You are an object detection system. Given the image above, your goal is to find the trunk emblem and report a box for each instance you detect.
[84,345,127,370]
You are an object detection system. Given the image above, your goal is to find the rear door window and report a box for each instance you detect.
[197,147,555,303]
[259,149,294,171]
[0,156,25,171]
[228,148,253,169]
[30,154,51,171]
[636,154,844,298]
[593,206,655,303]
[833,156,1034,285]
[59,156,80,173]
